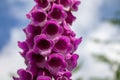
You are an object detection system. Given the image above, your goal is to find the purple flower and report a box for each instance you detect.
[55,71,72,80]
[38,68,52,77]
[26,50,46,68]
[48,4,67,21]
[43,20,63,39]
[65,11,76,25]
[66,53,79,71]
[26,64,39,78]
[34,0,50,9]
[13,69,33,80]
[58,0,72,8]
[25,35,35,49]
[71,0,81,11]
[73,37,82,50]
[37,68,52,80]
[70,37,82,52]
[37,76,51,80]
[15,0,81,79]
[46,53,67,74]
[54,36,72,54]
[18,41,29,57]
[31,9,47,25]
[18,41,28,51]
[24,24,42,48]
[62,21,76,37]
[34,34,53,56]
[25,24,42,37]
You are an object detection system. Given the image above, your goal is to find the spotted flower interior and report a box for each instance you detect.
[14,0,82,80]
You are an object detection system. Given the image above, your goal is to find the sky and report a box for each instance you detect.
[0,0,120,80]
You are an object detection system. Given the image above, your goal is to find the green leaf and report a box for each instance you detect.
[76,77,83,80]
[115,65,120,80]
[93,54,112,65]
[108,19,120,25]
[93,38,101,43]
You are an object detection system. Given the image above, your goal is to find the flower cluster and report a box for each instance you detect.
[14,0,81,80]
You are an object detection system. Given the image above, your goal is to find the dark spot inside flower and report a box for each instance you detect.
[37,0,49,8]
[33,26,42,35]
[32,11,46,22]
[28,25,41,35]
[48,57,62,67]
[31,53,44,62]
[18,70,32,80]
[46,23,58,35]
[37,39,50,50]
[55,39,67,50]
[51,8,62,19]
[24,72,32,80]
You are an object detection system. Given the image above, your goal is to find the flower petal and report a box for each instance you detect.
[46,53,67,74]
[27,64,39,78]
[58,0,72,7]
[34,0,50,9]
[37,76,51,80]
[26,50,46,68]
[71,0,81,11]
[43,20,63,39]
[30,9,47,26]
[17,69,33,80]
[34,34,53,56]
[54,36,72,54]
[66,53,79,71]
[65,11,76,25]
[26,24,42,36]
[48,4,67,21]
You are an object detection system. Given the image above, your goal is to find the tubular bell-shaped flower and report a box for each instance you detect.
[48,4,67,21]
[26,50,46,68]
[34,34,53,56]
[25,24,42,37]
[54,36,72,54]
[14,0,81,80]
[26,64,39,78]
[13,69,33,80]
[71,0,81,11]
[24,24,42,48]
[46,53,67,75]
[55,71,72,80]
[43,20,63,39]
[31,9,47,26]
[65,11,76,25]
[18,41,29,57]
[34,0,50,9]
[66,53,79,71]
[58,0,72,8]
